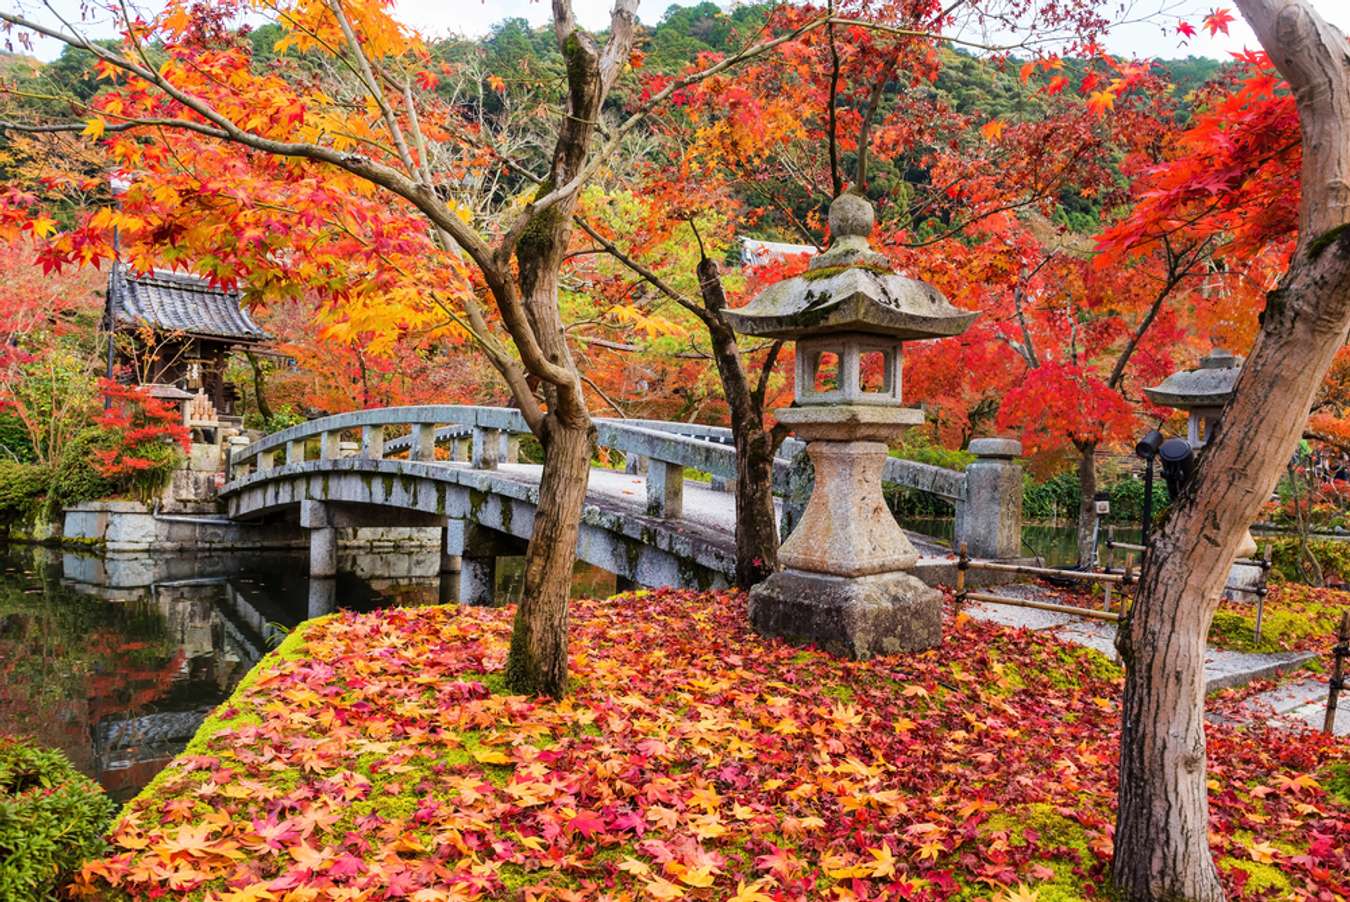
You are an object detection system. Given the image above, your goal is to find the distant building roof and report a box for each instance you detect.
[108,265,269,343]
[739,237,819,267]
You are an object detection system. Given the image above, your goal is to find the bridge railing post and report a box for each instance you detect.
[473,427,501,470]
[954,437,1023,560]
[501,432,520,464]
[287,438,306,465]
[361,425,384,460]
[257,449,275,471]
[646,460,684,519]
[411,423,437,462]
[320,430,341,460]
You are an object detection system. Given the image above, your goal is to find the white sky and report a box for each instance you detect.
[412,0,1349,59]
[6,0,1349,61]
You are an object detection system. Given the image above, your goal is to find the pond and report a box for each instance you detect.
[901,517,1145,568]
[0,543,616,801]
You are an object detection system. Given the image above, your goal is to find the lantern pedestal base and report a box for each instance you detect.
[748,569,942,659]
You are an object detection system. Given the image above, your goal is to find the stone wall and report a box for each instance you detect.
[63,502,440,553]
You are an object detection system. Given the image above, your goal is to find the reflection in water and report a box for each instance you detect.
[0,544,614,801]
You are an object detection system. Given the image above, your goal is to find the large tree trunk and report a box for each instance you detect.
[506,413,594,697]
[1113,3,1350,897]
[1075,440,1098,567]
[697,257,779,588]
[502,5,635,696]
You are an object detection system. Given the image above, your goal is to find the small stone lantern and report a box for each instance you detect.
[726,193,976,657]
[1145,347,1257,557]
[1144,348,1243,449]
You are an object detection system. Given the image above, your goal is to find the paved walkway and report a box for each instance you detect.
[960,589,1345,735]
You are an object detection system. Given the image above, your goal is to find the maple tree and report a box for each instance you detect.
[69,588,1350,900]
[0,0,754,697]
[1093,0,1350,897]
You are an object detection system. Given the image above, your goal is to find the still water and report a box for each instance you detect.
[0,544,615,801]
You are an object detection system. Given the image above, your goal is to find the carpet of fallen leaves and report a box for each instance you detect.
[73,589,1350,901]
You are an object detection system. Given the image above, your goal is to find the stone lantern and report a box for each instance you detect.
[1144,348,1243,449]
[726,193,976,657]
[1145,347,1257,557]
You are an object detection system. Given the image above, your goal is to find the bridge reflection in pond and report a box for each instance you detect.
[0,544,612,801]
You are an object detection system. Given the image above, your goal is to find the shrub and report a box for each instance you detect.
[1270,537,1350,585]
[49,430,118,507]
[0,737,115,901]
[0,460,48,525]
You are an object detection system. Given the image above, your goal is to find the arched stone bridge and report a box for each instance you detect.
[221,406,1023,603]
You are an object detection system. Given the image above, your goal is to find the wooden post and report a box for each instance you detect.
[1325,610,1349,735]
[1254,543,1272,644]
[955,542,969,603]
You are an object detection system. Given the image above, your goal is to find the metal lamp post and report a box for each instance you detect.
[726,193,976,658]
[1144,347,1257,557]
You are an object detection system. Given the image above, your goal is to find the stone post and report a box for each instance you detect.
[452,436,472,462]
[286,438,305,465]
[443,518,520,605]
[473,427,501,470]
[778,449,814,540]
[307,578,336,618]
[258,449,276,471]
[362,425,385,459]
[459,557,496,606]
[646,460,683,518]
[501,433,520,464]
[411,424,436,461]
[954,437,1023,560]
[300,500,337,579]
[320,430,341,460]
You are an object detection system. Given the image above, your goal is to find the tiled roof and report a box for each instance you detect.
[108,266,269,342]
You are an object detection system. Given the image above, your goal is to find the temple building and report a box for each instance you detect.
[106,265,269,427]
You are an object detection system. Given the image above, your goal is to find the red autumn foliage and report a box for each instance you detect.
[72,589,1350,901]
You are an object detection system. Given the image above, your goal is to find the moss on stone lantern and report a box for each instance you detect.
[729,193,976,658]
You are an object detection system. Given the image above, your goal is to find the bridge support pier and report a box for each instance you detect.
[301,501,338,579]
[444,517,523,606]
[308,578,336,618]
[460,557,496,606]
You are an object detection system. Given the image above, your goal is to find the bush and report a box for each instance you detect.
[49,430,118,507]
[1270,537,1350,585]
[0,737,115,900]
[1023,470,1167,525]
[0,460,49,525]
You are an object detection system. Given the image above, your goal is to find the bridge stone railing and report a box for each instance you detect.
[228,406,1021,559]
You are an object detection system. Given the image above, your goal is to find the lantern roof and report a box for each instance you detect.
[724,193,977,341]
[1144,348,1243,410]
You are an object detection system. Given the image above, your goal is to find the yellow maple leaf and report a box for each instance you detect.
[644,877,685,899]
[996,884,1041,902]
[81,118,106,139]
[728,879,775,902]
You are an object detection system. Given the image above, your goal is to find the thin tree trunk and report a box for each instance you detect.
[245,350,273,424]
[1075,441,1098,567]
[506,413,594,697]
[697,257,779,587]
[1114,4,1350,896]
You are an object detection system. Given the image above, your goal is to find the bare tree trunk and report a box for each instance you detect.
[506,413,594,697]
[1075,440,1098,567]
[696,257,780,588]
[244,350,273,424]
[503,5,636,696]
[1113,3,1350,897]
